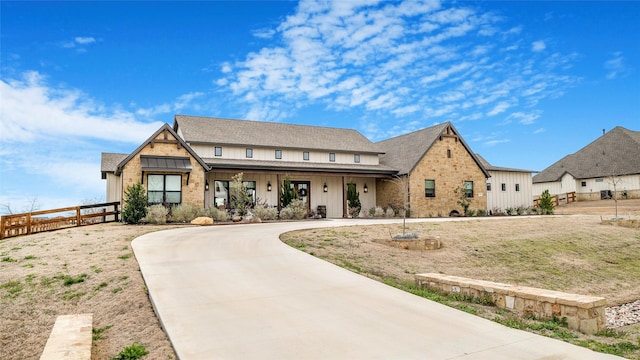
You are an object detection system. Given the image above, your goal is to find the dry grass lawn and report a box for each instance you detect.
[0,199,638,359]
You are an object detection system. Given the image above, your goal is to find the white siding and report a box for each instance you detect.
[486,171,533,211]
[189,144,378,165]
[577,174,640,194]
[105,173,122,203]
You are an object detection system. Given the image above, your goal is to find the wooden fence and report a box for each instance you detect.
[0,202,120,240]
[533,191,576,207]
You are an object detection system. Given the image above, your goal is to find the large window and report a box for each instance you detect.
[148,174,182,205]
[464,181,474,198]
[425,179,435,197]
[243,181,256,206]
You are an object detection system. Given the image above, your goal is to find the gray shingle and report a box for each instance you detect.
[475,154,536,173]
[533,126,640,183]
[173,115,382,154]
[101,153,127,173]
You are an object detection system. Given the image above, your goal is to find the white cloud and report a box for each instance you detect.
[505,110,542,125]
[532,40,546,52]
[75,36,96,44]
[1,71,163,143]
[604,52,630,80]
[215,0,578,131]
[533,128,546,134]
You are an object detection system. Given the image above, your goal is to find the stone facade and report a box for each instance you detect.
[120,131,206,209]
[376,136,487,217]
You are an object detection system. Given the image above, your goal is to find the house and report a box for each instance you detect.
[532,126,640,201]
[376,122,490,217]
[476,154,536,212]
[102,115,498,218]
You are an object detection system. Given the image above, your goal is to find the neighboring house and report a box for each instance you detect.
[476,154,536,212]
[532,126,640,201]
[376,122,489,217]
[102,116,519,218]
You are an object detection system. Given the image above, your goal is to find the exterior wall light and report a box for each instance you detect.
[364,184,368,193]
[323,183,328,192]
[267,181,272,192]
[205,180,209,191]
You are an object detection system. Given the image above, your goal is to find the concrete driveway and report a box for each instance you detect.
[132,219,621,359]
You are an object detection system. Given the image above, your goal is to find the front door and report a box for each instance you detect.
[291,181,311,212]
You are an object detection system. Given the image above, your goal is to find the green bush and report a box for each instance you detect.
[253,205,278,221]
[204,207,229,222]
[465,209,476,217]
[347,184,361,217]
[121,182,147,224]
[111,343,148,360]
[170,204,201,223]
[279,199,307,220]
[537,189,555,215]
[280,175,297,208]
[142,204,169,224]
[476,209,487,216]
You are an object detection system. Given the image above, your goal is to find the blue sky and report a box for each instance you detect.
[1,0,638,213]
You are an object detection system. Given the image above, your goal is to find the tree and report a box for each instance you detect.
[454,185,471,215]
[537,189,554,215]
[280,175,297,208]
[230,172,252,216]
[607,173,622,219]
[347,183,361,217]
[122,182,147,224]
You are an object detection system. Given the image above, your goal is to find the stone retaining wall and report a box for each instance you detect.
[415,273,606,334]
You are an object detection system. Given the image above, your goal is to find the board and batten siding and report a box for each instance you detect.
[189,144,379,165]
[533,173,577,197]
[105,173,122,204]
[486,171,533,211]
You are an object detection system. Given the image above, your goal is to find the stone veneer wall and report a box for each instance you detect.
[120,133,206,209]
[410,136,487,217]
[415,273,606,335]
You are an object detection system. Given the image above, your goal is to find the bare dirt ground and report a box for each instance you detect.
[0,199,638,359]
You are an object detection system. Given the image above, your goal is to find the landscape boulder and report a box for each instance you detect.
[191,217,213,226]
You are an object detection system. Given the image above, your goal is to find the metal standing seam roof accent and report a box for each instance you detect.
[173,115,383,154]
[533,126,640,183]
[140,155,192,172]
[203,157,398,174]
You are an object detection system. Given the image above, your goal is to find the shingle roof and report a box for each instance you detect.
[173,115,382,154]
[533,126,640,183]
[376,122,490,177]
[101,152,127,174]
[475,154,536,173]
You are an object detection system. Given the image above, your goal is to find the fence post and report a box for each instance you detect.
[26,213,32,235]
[115,204,119,222]
[0,216,4,240]
[76,207,81,227]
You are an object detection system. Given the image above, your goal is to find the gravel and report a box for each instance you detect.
[606,300,640,328]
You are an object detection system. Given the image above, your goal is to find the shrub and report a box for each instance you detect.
[537,189,555,215]
[476,209,486,216]
[253,205,278,221]
[230,173,252,216]
[385,208,395,218]
[347,184,361,217]
[170,204,201,223]
[143,204,169,224]
[121,182,147,224]
[111,343,148,360]
[279,199,307,220]
[465,209,476,217]
[505,207,514,216]
[368,207,376,217]
[204,207,229,222]
[374,206,385,217]
[280,175,297,208]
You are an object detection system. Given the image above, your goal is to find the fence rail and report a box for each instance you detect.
[533,191,576,207]
[0,202,120,240]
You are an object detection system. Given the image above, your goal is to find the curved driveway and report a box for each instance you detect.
[132,219,621,359]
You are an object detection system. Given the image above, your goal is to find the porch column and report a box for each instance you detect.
[342,176,348,218]
[277,174,282,211]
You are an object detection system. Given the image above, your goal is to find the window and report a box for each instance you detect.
[464,181,474,198]
[581,181,587,187]
[425,179,436,197]
[214,180,229,208]
[243,181,256,206]
[447,149,451,158]
[275,149,282,159]
[147,174,182,205]
[214,147,222,157]
[303,151,310,161]
[501,183,507,191]
[354,154,360,163]
[246,148,253,158]
[596,178,604,183]
[329,153,335,162]
[487,183,492,191]
[515,184,520,192]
